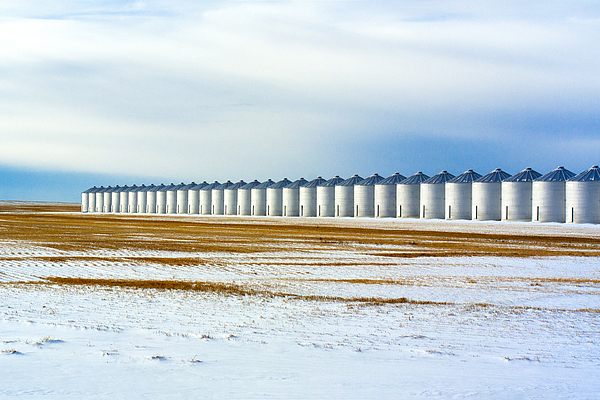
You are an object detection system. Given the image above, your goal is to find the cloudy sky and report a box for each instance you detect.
[1,0,599,201]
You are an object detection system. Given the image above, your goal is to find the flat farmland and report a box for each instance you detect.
[1,203,599,398]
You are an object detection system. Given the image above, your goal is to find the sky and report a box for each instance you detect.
[1,0,600,202]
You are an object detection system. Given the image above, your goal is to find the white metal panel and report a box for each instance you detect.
[81,193,88,213]
[146,191,156,214]
[175,190,188,214]
[316,186,334,217]
[238,189,251,215]
[396,184,420,218]
[445,182,472,220]
[212,189,224,215]
[532,181,566,223]
[299,187,317,217]
[251,188,267,216]
[420,183,445,219]
[335,186,354,217]
[472,182,502,221]
[136,191,147,214]
[103,192,111,213]
[111,191,120,213]
[88,193,96,213]
[354,185,375,217]
[95,192,104,213]
[224,189,237,215]
[199,190,212,215]
[188,190,199,214]
[566,181,600,224]
[282,188,300,217]
[501,182,532,221]
[266,188,283,216]
[119,191,128,213]
[128,191,138,214]
[156,191,167,214]
[374,184,396,218]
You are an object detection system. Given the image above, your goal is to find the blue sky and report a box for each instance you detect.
[1,1,599,202]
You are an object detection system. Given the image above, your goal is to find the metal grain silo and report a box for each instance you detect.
[146,184,162,214]
[445,170,481,220]
[102,186,113,213]
[317,176,342,218]
[566,166,600,224]
[251,179,275,216]
[374,173,406,218]
[119,185,129,213]
[187,182,206,214]
[82,186,96,213]
[164,183,182,214]
[420,171,454,219]
[200,181,220,215]
[300,176,326,217]
[283,178,308,217]
[110,186,121,213]
[156,184,171,214]
[212,181,233,215]
[267,178,292,216]
[135,185,147,213]
[335,175,363,217]
[174,182,193,214]
[238,180,261,215]
[88,186,100,213]
[472,169,511,221]
[224,180,246,215]
[355,174,385,217]
[127,184,139,213]
[501,168,541,221]
[397,172,429,218]
[532,166,575,223]
[95,186,105,213]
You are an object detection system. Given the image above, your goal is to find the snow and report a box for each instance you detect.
[1,216,600,398]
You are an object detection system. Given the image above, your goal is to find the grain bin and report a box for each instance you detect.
[188,181,208,214]
[472,169,511,221]
[267,178,292,216]
[238,180,261,215]
[501,168,541,221]
[136,185,148,213]
[88,186,101,213]
[200,181,220,215]
[102,186,113,213]
[251,179,275,216]
[147,184,163,214]
[95,186,105,213]
[224,180,246,215]
[445,170,481,220]
[397,172,429,218]
[335,175,364,217]
[300,176,326,217]
[119,185,129,213]
[374,173,406,218]
[283,178,308,217]
[81,186,96,213]
[532,166,575,222]
[173,182,194,214]
[165,183,182,214]
[110,186,122,213]
[566,166,600,224]
[420,171,454,219]
[354,174,385,217]
[157,183,172,214]
[212,181,233,215]
[317,176,343,217]
[127,184,139,213]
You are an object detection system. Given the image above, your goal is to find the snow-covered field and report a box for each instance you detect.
[1,208,599,398]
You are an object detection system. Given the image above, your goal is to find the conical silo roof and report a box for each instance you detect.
[568,165,600,181]
[503,167,541,182]
[190,181,209,190]
[535,166,575,182]
[215,180,234,190]
[126,184,140,192]
[97,186,111,193]
[475,168,511,183]
[400,172,430,185]
[142,184,156,192]
[357,173,385,186]
[158,183,176,192]
[136,184,148,192]
[378,172,407,185]
[148,184,164,192]
[448,169,482,183]
[271,178,293,189]
[240,180,262,190]
[287,178,309,189]
[319,176,344,187]
[255,179,276,189]
[423,171,455,184]
[228,180,248,190]
[201,181,221,190]
[83,186,98,193]
[175,182,197,190]
[338,174,364,186]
